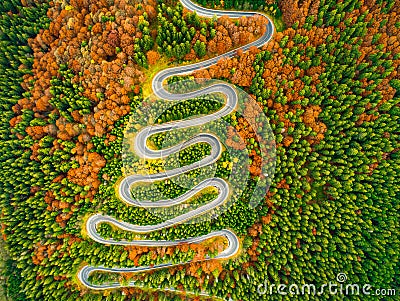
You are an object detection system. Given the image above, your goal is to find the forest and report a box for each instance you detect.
[0,0,399,300]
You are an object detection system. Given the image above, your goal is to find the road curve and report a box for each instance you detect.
[153,0,275,100]
[79,0,275,295]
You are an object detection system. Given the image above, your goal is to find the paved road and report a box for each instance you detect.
[79,0,275,294]
[153,0,274,100]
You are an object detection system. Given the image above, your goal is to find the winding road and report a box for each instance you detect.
[78,0,275,296]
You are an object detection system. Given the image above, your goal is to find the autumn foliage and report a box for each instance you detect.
[10,0,157,227]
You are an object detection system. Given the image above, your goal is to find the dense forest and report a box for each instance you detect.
[0,0,399,300]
